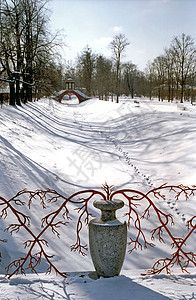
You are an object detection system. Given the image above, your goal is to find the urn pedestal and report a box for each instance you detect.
[89,199,127,278]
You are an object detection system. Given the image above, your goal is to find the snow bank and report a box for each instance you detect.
[0,97,195,298]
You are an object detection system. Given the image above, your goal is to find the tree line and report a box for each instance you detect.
[145,33,196,103]
[66,33,196,104]
[0,0,195,105]
[0,0,64,106]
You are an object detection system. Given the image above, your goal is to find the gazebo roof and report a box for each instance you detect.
[64,78,75,82]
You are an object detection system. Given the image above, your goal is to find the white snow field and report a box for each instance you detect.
[0,97,195,299]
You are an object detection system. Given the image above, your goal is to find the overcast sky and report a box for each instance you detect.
[49,0,196,71]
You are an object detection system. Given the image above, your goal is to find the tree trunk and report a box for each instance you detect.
[9,80,15,106]
[15,73,21,106]
[167,84,171,102]
[158,88,161,101]
[0,94,3,107]
[180,84,184,103]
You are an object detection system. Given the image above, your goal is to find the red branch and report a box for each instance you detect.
[110,184,196,275]
[0,183,195,278]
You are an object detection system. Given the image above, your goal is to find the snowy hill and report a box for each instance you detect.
[0,97,195,299]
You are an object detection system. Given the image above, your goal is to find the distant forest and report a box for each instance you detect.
[0,0,195,105]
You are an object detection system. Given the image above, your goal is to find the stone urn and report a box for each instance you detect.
[89,199,127,278]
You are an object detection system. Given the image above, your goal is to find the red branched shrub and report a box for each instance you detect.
[0,183,195,278]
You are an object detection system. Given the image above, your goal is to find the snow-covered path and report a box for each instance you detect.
[0,97,195,299]
[70,99,196,224]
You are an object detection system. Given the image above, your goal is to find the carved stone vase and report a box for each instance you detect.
[89,199,127,278]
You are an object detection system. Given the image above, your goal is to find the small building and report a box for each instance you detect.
[64,78,76,90]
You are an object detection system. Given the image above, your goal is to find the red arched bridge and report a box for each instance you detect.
[57,90,90,103]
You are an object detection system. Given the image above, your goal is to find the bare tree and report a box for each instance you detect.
[21,0,52,103]
[109,34,129,103]
[0,0,63,105]
[94,55,112,100]
[64,60,76,80]
[144,61,155,100]
[163,48,175,102]
[170,33,196,103]
[188,69,196,103]
[152,56,166,101]
[122,62,138,98]
[76,46,96,96]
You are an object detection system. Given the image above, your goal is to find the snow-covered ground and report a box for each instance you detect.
[0,97,195,299]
